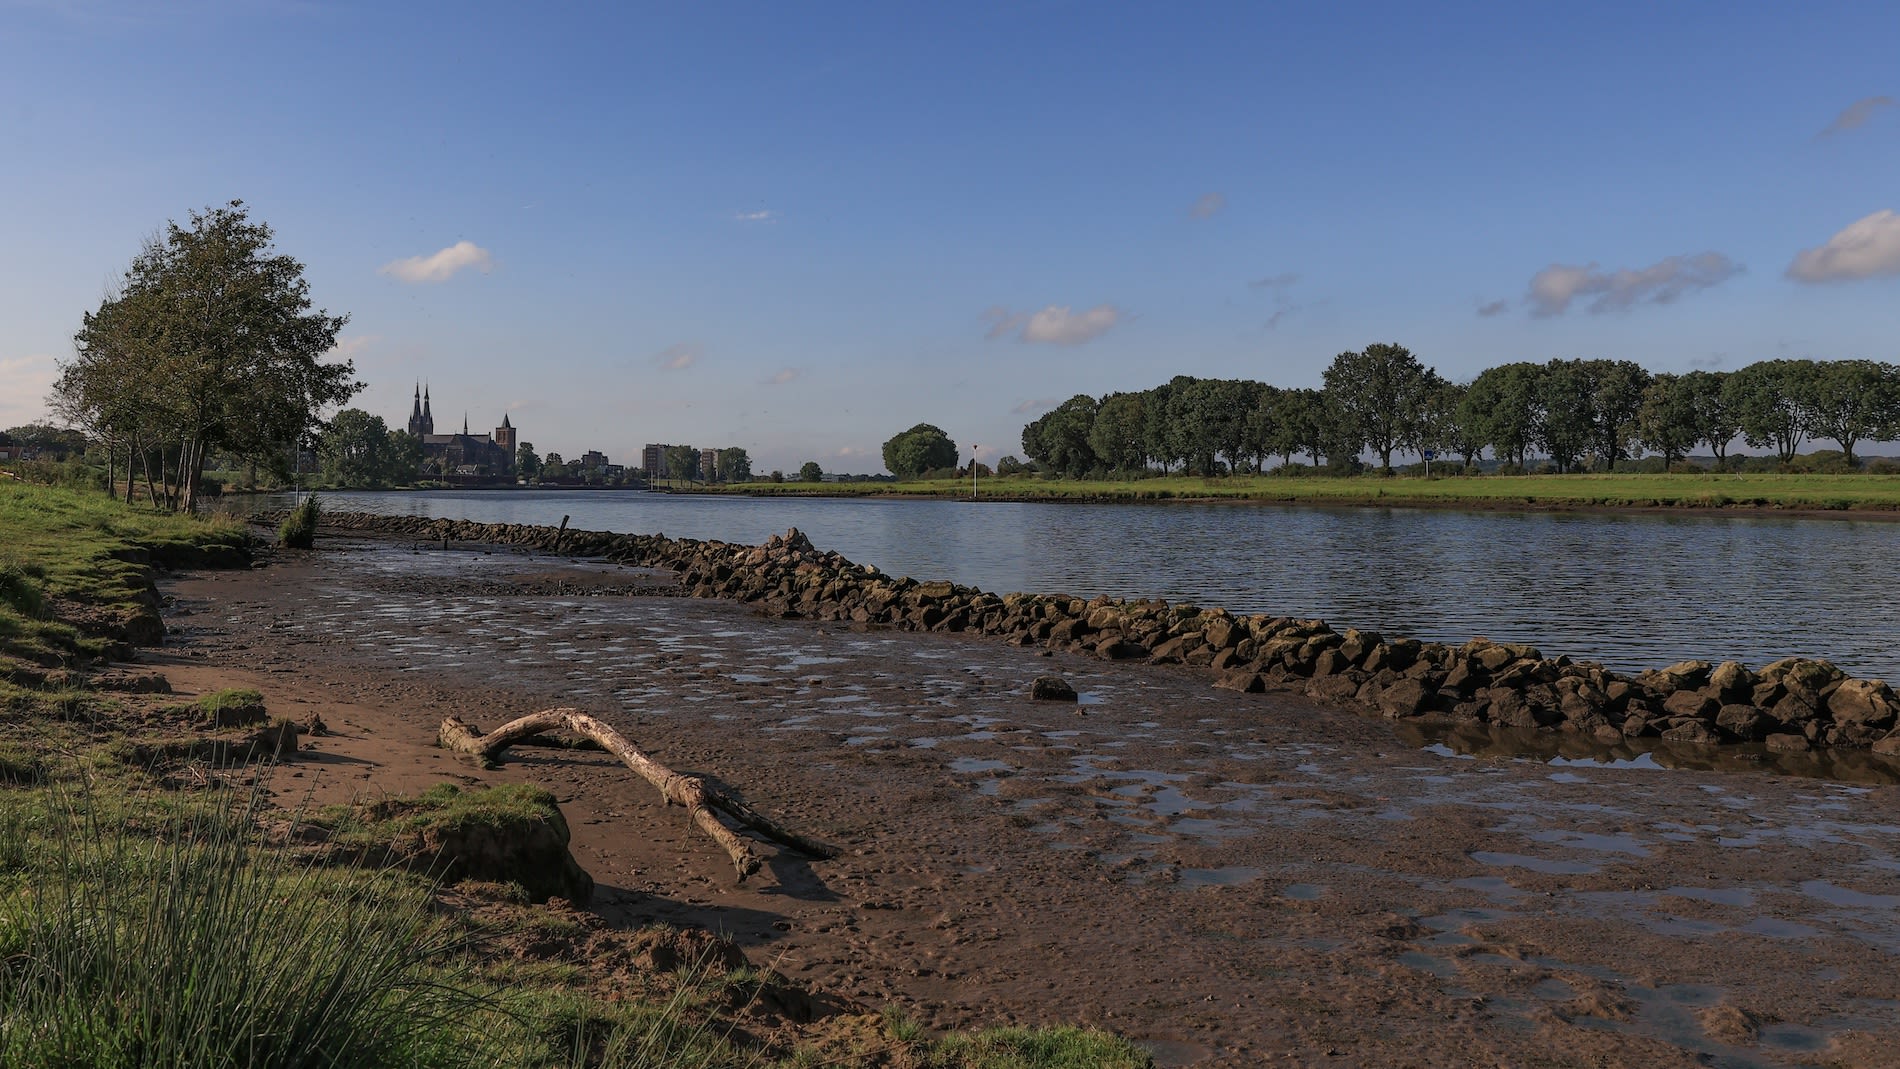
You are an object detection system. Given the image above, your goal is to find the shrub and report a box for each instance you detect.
[278,493,320,549]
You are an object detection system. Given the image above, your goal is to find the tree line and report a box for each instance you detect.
[1019,344,1900,477]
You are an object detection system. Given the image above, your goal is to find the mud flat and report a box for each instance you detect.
[157,533,1900,1067]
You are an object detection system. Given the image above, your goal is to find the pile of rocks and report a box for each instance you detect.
[291,512,1900,756]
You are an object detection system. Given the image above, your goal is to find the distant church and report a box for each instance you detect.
[406,384,516,475]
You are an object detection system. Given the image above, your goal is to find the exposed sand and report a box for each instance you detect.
[148,534,1900,1067]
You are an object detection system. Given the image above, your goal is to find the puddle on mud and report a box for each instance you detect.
[1469,851,1600,876]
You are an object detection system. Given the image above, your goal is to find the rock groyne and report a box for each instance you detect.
[287,511,1900,757]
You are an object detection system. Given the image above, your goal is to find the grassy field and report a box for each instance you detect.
[721,472,1900,512]
[0,480,1154,1069]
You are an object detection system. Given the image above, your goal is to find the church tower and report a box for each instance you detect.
[407,383,427,437]
[494,412,516,464]
[415,384,435,436]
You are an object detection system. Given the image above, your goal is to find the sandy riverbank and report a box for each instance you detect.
[151,532,1900,1067]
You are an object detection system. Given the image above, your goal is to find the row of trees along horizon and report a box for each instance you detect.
[1018,345,1900,478]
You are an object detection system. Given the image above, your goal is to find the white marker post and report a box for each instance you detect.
[971,444,980,501]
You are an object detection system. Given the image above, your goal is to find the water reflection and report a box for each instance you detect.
[1396,721,1900,785]
[228,490,1900,678]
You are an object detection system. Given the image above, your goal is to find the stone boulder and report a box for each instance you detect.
[1029,676,1078,702]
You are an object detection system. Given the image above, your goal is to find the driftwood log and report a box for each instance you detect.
[439,708,837,882]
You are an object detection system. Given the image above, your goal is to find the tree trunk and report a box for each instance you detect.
[439,709,837,883]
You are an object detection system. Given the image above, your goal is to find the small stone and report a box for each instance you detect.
[1029,676,1077,702]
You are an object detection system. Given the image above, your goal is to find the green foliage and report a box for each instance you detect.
[1322,342,1437,472]
[665,445,701,482]
[278,493,320,549]
[715,447,752,483]
[797,461,823,482]
[1726,359,1814,463]
[56,201,357,512]
[320,408,416,487]
[883,423,959,479]
[1020,396,1099,476]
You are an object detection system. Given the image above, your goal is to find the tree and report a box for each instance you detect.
[1635,374,1700,467]
[1725,360,1814,464]
[1020,396,1098,476]
[58,201,354,511]
[1679,371,1739,465]
[318,408,401,487]
[1425,379,1483,469]
[542,451,564,476]
[798,461,823,482]
[665,444,700,481]
[716,447,753,483]
[1794,360,1898,466]
[1537,359,1595,472]
[515,441,542,480]
[1464,362,1543,469]
[995,455,1028,476]
[1088,392,1148,472]
[1322,343,1434,473]
[1578,359,1650,470]
[883,423,958,479]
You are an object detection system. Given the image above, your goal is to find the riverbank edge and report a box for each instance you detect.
[282,510,1900,766]
[657,482,1900,520]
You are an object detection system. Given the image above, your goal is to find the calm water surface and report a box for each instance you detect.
[234,490,1900,679]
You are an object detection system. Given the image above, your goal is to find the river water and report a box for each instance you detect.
[230,489,1900,680]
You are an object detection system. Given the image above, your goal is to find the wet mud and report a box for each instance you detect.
[153,536,1900,1067]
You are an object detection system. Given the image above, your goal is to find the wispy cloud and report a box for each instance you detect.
[1011,397,1059,415]
[1786,209,1900,283]
[379,240,494,283]
[0,354,57,427]
[1250,272,1312,329]
[764,368,800,385]
[1820,96,1894,137]
[325,334,378,359]
[1476,299,1510,318]
[1188,192,1226,219]
[1525,252,1743,316]
[1689,353,1726,369]
[655,342,703,370]
[733,209,778,223]
[984,304,1125,346]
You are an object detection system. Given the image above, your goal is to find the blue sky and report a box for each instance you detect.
[4,1,1898,472]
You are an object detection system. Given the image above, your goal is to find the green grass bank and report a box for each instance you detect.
[714,472,1900,513]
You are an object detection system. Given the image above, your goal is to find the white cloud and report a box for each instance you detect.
[1821,96,1894,137]
[1189,192,1226,219]
[1786,209,1900,283]
[655,342,702,370]
[764,368,800,385]
[1525,252,1743,316]
[0,354,58,427]
[733,209,777,223]
[379,240,494,283]
[985,304,1124,346]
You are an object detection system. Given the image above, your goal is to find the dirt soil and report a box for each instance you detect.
[148,534,1900,1068]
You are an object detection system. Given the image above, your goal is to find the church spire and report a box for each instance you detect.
[463,412,469,435]
[410,382,421,421]
[422,384,432,419]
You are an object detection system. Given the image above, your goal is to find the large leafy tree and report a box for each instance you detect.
[798,461,823,482]
[1794,360,1899,466]
[1464,362,1543,469]
[1019,397,1097,476]
[664,444,700,480]
[1679,370,1739,464]
[1087,392,1148,472]
[1321,343,1434,472]
[1725,360,1814,463]
[1537,359,1595,473]
[715,446,753,483]
[884,423,959,479]
[59,202,354,511]
[1636,374,1701,467]
[318,408,403,487]
[1580,358,1651,470]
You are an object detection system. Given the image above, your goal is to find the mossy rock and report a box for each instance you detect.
[348,783,594,905]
